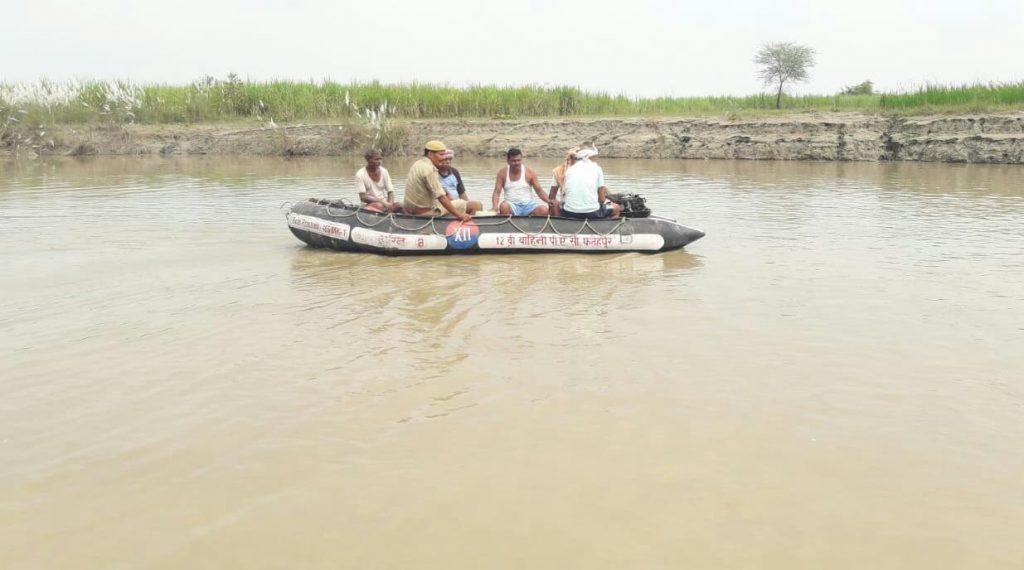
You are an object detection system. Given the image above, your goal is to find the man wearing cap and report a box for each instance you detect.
[404,140,472,222]
[561,146,621,220]
[438,149,483,214]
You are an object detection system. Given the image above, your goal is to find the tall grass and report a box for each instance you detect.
[879,82,1024,110]
[2,79,1023,128]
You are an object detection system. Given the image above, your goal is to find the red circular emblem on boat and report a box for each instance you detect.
[445,220,480,249]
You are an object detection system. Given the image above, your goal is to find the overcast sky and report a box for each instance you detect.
[4,0,1021,97]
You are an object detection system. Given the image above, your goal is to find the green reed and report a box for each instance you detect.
[878,82,1024,110]
[2,79,1024,127]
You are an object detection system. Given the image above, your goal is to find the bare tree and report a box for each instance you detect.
[754,42,816,109]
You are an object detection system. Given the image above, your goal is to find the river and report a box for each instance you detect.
[1,156,1022,569]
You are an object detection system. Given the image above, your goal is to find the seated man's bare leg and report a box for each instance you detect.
[529,203,550,216]
[365,202,386,212]
[498,202,513,216]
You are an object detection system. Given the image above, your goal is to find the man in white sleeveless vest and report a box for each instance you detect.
[491,148,552,217]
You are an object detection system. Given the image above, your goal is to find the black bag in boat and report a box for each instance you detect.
[607,193,651,218]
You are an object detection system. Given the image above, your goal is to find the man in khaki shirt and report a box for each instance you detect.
[403,140,472,221]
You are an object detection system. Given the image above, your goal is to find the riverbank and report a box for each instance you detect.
[4,112,1024,163]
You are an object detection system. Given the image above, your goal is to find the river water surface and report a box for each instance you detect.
[2,156,1023,569]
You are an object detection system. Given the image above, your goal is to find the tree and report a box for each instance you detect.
[754,42,816,109]
[840,80,874,96]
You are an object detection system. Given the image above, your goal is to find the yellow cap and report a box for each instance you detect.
[424,140,447,152]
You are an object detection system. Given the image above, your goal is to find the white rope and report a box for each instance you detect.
[507,216,553,235]
[469,215,516,227]
[390,215,439,232]
[354,210,393,227]
[547,216,588,235]
[306,198,630,243]
[591,218,627,236]
[324,200,359,218]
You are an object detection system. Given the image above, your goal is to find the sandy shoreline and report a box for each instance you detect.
[4,112,1024,163]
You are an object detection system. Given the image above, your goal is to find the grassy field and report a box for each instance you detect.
[3,78,1024,130]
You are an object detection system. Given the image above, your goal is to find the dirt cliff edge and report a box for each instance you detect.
[6,113,1024,163]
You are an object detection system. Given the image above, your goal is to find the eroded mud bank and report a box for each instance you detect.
[6,113,1024,163]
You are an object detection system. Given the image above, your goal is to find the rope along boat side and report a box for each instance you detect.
[285,198,705,255]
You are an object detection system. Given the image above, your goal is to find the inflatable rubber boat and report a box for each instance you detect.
[285,198,704,255]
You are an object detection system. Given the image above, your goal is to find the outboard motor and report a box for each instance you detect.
[608,193,652,218]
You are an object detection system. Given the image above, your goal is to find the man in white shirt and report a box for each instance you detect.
[561,147,620,219]
[355,148,402,213]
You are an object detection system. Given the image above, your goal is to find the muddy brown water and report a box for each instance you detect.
[2,156,1022,569]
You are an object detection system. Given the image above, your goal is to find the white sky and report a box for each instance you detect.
[4,0,1021,97]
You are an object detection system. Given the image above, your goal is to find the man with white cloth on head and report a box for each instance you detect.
[560,146,621,219]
